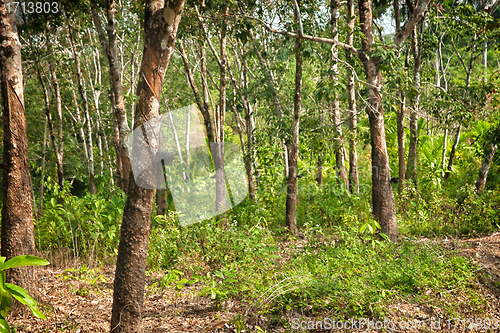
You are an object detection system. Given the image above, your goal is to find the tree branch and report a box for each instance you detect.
[394,0,432,48]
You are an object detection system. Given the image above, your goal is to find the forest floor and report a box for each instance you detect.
[8,232,500,333]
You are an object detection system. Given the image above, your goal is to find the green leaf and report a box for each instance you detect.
[5,284,46,319]
[0,318,11,333]
[0,256,49,272]
[0,273,12,319]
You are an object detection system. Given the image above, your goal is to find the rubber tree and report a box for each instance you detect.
[241,0,431,240]
[0,0,37,308]
[285,0,303,236]
[90,0,132,194]
[110,1,185,331]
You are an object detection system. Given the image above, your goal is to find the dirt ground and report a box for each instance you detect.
[8,232,500,332]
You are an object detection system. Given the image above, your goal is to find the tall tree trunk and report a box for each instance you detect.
[441,112,448,178]
[90,0,131,194]
[475,143,497,193]
[358,0,399,241]
[0,1,37,307]
[69,87,89,162]
[214,5,228,212]
[331,0,348,187]
[36,61,64,200]
[110,1,185,332]
[394,0,405,193]
[285,2,302,236]
[438,37,449,178]
[66,17,96,194]
[444,124,461,180]
[406,20,424,186]
[49,64,65,195]
[226,43,257,199]
[240,51,257,200]
[397,90,406,193]
[346,0,359,193]
[39,117,48,216]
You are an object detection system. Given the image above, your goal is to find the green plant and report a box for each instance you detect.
[0,255,49,332]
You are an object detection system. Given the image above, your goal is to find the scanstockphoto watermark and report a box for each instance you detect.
[290,317,437,331]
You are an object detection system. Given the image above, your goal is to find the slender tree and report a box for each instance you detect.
[90,0,132,194]
[331,0,348,186]
[346,0,359,193]
[285,0,303,236]
[110,1,185,331]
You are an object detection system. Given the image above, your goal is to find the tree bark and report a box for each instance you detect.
[39,117,48,216]
[90,0,132,194]
[214,5,228,212]
[0,0,37,307]
[358,0,399,241]
[226,43,257,200]
[66,17,96,194]
[444,124,461,180]
[475,143,497,193]
[346,0,359,194]
[49,64,65,195]
[397,90,406,193]
[156,189,168,215]
[285,2,302,236]
[36,61,64,200]
[330,0,348,187]
[110,1,185,332]
[406,19,424,186]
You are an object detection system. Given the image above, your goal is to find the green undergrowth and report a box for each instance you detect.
[147,214,487,325]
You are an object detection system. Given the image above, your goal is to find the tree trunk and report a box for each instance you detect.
[110,1,185,331]
[346,0,359,194]
[39,117,48,216]
[90,0,131,194]
[475,143,497,193]
[226,44,257,200]
[214,6,228,213]
[358,0,399,241]
[406,22,424,186]
[0,1,37,307]
[156,189,168,216]
[441,112,449,178]
[444,124,461,180]
[49,64,65,194]
[36,61,64,200]
[394,0,405,193]
[66,17,96,194]
[331,0,347,187]
[69,86,89,162]
[397,90,406,193]
[285,3,302,236]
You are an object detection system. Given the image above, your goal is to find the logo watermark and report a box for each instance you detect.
[129,104,248,226]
